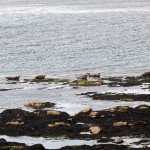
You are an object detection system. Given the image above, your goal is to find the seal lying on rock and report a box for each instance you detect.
[87,73,100,78]
[35,75,46,80]
[24,102,55,109]
[76,74,88,80]
[6,76,20,81]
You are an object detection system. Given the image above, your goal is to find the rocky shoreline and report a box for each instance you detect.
[0,71,150,149]
[0,103,149,149]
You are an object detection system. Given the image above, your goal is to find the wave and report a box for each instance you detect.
[0,6,150,14]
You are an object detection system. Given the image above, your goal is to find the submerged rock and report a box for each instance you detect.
[31,78,69,83]
[70,80,102,86]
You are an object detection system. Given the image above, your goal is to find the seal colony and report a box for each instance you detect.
[1,71,150,149]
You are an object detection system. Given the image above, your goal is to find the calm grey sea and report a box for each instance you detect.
[0,0,150,77]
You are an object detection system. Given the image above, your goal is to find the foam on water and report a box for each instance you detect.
[0,5,150,14]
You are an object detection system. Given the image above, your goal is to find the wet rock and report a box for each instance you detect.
[0,138,47,150]
[29,144,46,150]
[114,138,124,144]
[24,102,55,109]
[75,107,92,116]
[48,122,70,127]
[113,121,127,127]
[6,120,24,125]
[136,105,149,110]
[32,78,69,83]
[0,105,150,140]
[107,106,129,112]
[70,80,102,86]
[60,144,129,150]
[141,71,150,78]
[85,92,150,102]
[47,110,61,115]
[0,89,12,91]
[89,111,99,118]
[89,126,102,134]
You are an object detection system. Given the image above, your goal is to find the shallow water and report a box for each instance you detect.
[0,135,98,149]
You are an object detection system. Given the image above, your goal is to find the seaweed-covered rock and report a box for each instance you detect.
[70,80,102,86]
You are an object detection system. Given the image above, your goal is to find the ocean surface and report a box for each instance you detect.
[0,0,150,77]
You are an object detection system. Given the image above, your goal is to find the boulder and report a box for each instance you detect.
[75,107,92,116]
[29,144,46,150]
[47,110,61,115]
[89,111,99,118]
[89,126,102,134]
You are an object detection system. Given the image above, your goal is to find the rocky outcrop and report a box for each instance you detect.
[70,80,102,86]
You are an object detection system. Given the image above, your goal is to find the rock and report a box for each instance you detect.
[141,71,150,78]
[70,80,102,86]
[75,107,92,116]
[31,78,69,83]
[89,126,102,134]
[6,120,24,125]
[136,105,149,110]
[108,106,129,112]
[47,110,61,115]
[24,102,55,109]
[35,75,46,80]
[6,76,20,81]
[29,144,46,150]
[114,138,124,144]
[89,111,99,118]
[113,121,127,127]
[0,138,7,144]
[120,98,134,102]
[48,122,70,127]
